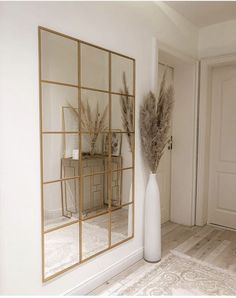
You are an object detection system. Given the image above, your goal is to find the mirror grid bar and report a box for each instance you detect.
[38,28,46,282]
[108,52,112,248]
[43,201,134,236]
[132,60,136,237]
[42,166,134,185]
[40,79,135,97]
[77,40,83,262]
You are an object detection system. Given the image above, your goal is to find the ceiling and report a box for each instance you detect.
[166,1,236,27]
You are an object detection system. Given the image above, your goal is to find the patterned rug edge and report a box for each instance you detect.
[116,251,236,296]
[171,249,236,279]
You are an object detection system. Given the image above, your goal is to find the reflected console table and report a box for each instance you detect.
[61,155,122,218]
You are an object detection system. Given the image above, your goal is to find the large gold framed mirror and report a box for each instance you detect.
[38,27,135,281]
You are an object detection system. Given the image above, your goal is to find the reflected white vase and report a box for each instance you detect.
[144,173,161,262]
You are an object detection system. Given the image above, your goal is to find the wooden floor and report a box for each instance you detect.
[89,221,236,295]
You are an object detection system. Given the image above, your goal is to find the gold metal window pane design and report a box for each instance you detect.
[41,30,78,85]
[81,43,109,91]
[111,54,134,95]
[43,178,80,231]
[39,26,135,282]
[42,83,78,132]
[111,95,134,132]
[82,213,109,260]
[111,205,133,246]
[44,223,80,279]
[43,134,79,182]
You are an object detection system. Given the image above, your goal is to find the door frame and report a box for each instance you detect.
[152,39,199,226]
[196,53,236,226]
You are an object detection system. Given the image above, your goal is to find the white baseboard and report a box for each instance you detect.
[63,247,144,296]
[208,222,236,232]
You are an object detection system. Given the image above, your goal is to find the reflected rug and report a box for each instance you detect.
[110,251,236,296]
[45,222,126,278]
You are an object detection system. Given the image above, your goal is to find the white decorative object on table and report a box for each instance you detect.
[72,149,79,160]
[140,71,174,262]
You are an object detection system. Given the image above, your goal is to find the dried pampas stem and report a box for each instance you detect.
[140,71,174,174]
[120,72,134,152]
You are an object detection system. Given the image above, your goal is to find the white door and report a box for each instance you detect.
[208,65,236,229]
[156,64,173,224]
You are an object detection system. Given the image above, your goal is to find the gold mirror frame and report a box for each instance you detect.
[38,26,135,282]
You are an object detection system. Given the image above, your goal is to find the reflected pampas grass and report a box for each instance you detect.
[69,101,108,155]
[120,73,134,152]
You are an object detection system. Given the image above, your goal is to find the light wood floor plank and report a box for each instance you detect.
[174,225,214,253]
[186,229,221,257]
[204,240,231,263]
[161,221,178,236]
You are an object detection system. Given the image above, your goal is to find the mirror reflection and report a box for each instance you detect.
[42,84,78,132]
[43,178,80,232]
[43,133,79,182]
[111,53,134,95]
[111,95,134,132]
[81,43,109,91]
[80,89,109,133]
[112,169,133,207]
[111,205,133,245]
[41,30,78,85]
[40,27,135,281]
[44,223,79,278]
[82,213,109,259]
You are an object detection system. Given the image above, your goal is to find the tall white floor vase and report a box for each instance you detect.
[144,173,161,262]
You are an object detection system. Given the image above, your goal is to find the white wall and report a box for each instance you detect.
[171,63,197,225]
[199,19,236,58]
[0,1,198,295]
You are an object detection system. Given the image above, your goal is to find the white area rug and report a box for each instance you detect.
[104,251,236,296]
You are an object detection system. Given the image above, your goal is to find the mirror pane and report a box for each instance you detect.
[82,213,109,259]
[111,95,134,132]
[44,223,80,278]
[41,30,78,85]
[43,133,79,182]
[81,133,106,158]
[111,169,133,207]
[111,54,134,95]
[42,83,78,132]
[108,132,133,169]
[81,43,109,91]
[81,173,109,218]
[110,169,122,207]
[81,89,109,133]
[81,132,109,177]
[44,179,80,230]
[111,205,133,245]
